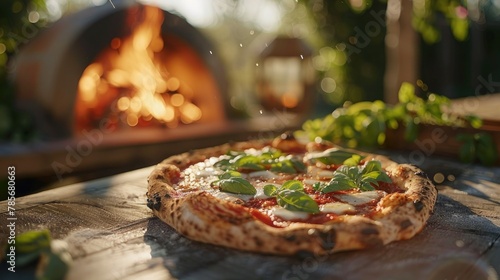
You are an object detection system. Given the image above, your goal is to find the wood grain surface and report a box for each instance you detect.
[1,153,499,280]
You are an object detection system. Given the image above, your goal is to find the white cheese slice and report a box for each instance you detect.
[304,148,339,162]
[337,191,385,206]
[319,202,355,214]
[271,207,309,220]
[248,170,279,179]
[303,179,322,185]
[212,191,253,202]
[307,166,335,178]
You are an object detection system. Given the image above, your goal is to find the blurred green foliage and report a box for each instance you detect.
[301,0,388,106]
[300,0,474,108]
[0,0,46,143]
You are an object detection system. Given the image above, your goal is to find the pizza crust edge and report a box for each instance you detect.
[146,141,438,255]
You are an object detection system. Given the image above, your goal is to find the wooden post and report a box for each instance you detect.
[384,0,419,104]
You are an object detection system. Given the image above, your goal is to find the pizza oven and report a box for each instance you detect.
[5,1,307,191]
[13,1,229,139]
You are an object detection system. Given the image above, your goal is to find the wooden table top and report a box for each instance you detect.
[1,153,499,279]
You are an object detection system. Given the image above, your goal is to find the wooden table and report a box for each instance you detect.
[1,153,499,279]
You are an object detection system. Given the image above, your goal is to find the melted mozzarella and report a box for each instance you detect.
[319,202,355,214]
[248,170,279,179]
[337,191,385,206]
[194,167,217,177]
[212,191,253,202]
[271,207,309,220]
[307,166,335,178]
[303,179,322,185]
[304,148,339,162]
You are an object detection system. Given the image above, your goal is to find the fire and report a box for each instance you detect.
[75,5,221,132]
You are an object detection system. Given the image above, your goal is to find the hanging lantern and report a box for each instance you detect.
[256,36,315,114]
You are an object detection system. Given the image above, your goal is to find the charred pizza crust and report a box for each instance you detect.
[147,139,437,255]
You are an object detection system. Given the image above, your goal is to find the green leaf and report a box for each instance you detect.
[343,154,362,166]
[218,177,257,195]
[290,158,307,173]
[15,229,51,254]
[239,162,265,171]
[465,115,482,129]
[404,118,419,142]
[398,82,416,103]
[361,171,383,182]
[475,133,498,166]
[263,184,278,196]
[307,148,362,165]
[362,160,382,173]
[359,181,376,191]
[265,180,318,213]
[270,161,296,174]
[276,190,319,213]
[281,180,303,191]
[457,134,476,163]
[234,155,265,171]
[320,174,357,193]
[219,171,242,179]
[214,159,232,171]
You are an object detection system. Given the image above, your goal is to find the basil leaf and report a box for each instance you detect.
[260,149,282,160]
[361,161,392,184]
[270,161,296,174]
[239,162,265,171]
[276,190,319,213]
[218,177,256,195]
[291,158,307,173]
[398,82,416,103]
[376,171,392,183]
[308,149,362,165]
[361,171,382,182]
[219,171,242,179]
[15,229,51,255]
[476,133,498,166]
[281,180,303,191]
[320,173,357,193]
[214,159,231,171]
[234,155,265,171]
[362,160,383,173]
[343,154,362,166]
[359,181,376,191]
[263,184,278,196]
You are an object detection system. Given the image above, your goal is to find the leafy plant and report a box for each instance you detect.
[296,82,489,163]
[4,229,71,279]
[313,160,392,193]
[457,133,498,166]
[297,82,498,165]
[264,180,319,213]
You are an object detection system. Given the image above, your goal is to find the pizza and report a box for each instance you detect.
[147,134,437,255]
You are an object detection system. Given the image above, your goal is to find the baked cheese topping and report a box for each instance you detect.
[175,146,401,227]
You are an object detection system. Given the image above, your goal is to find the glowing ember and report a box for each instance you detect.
[75,6,222,132]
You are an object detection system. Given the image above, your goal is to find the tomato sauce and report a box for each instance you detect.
[248,209,284,228]
[244,198,277,209]
[376,181,404,194]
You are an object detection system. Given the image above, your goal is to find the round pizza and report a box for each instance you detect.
[147,134,437,255]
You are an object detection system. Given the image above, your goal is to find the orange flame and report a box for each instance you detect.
[75,6,219,132]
